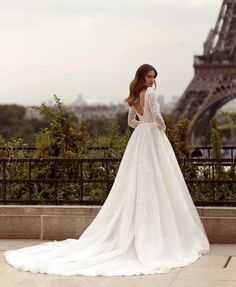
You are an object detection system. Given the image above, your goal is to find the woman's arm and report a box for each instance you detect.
[128,106,140,129]
[149,93,166,132]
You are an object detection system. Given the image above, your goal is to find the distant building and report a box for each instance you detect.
[25,107,42,120]
[72,94,87,107]
[172,95,179,103]
[165,95,180,112]
[157,95,165,106]
[69,102,127,122]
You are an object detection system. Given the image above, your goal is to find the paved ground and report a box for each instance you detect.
[0,240,236,287]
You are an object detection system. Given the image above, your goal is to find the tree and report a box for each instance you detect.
[33,95,87,157]
[0,104,49,144]
[210,117,224,178]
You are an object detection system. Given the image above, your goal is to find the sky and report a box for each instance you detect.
[0,0,223,106]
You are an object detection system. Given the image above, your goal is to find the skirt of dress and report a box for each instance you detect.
[4,122,210,277]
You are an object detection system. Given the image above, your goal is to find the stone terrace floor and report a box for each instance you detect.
[0,240,236,287]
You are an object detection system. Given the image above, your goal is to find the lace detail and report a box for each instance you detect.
[139,200,148,220]
[128,106,140,129]
[127,88,166,132]
[148,92,166,131]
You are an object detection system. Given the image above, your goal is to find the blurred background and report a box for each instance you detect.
[0,0,236,145]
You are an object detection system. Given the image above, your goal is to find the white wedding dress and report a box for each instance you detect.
[4,87,210,276]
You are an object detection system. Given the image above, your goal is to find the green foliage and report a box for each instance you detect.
[210,117,222,160]
[0,135,30,158]
[1,96,236,205]
[210,117,224,179]
[78,120,90,156]
[175,118,191,158]
[0,104,49,144]
[33,95,89,158]
[86,111,130,141]
[105,118,130,158]
[89,187,108,203]
[165,115,179,156]
[86,117,108,139]
[116,111,129,134]
[120,127,132,153]
[34,128,53,157]
[165,114,191,159]
[220,110,236,125]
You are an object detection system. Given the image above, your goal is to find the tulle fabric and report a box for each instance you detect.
[4,122,210,277]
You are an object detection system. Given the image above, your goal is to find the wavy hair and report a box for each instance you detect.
[124,64,158,106]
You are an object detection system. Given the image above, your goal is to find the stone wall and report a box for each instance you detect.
[0,206,235,243]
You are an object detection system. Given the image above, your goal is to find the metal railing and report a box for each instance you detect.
[180,158,236,206]
[191,146,236,159]
[0,156,235,206]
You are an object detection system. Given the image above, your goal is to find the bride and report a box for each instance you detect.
[4,64,210,276]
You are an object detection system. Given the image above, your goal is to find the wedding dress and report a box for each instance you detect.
[4,87,210,277]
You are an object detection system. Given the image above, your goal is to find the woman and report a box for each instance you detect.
[4,64,210,276]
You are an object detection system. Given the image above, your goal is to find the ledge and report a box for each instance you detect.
[0,205,236,243]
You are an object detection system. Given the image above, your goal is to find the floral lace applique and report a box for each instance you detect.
[128,106,140,129]
[149,93,166,131]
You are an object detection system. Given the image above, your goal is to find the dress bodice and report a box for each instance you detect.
[128,87,166,131]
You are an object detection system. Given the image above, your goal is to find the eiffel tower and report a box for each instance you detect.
[171,0,236,145]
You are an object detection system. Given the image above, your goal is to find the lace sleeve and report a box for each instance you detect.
[149,93,166,132]
[128,106,140,129]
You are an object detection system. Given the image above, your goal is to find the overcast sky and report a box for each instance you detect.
[0,0,222,106]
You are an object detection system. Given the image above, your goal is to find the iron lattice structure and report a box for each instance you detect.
[171,0,236,145]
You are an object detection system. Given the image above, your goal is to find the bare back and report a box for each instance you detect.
[132,90,146,116]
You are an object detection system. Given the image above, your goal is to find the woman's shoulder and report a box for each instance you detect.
[146,88,159,100]
[147,88,161,109]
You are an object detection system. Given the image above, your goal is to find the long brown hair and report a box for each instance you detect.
[124,64,158,106]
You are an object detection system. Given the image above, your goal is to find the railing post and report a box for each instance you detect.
[28,158,32,203]
[54,160,58,205]
[212,162,216,204]
[79,159,83,203]
[2,161,6,205]
[105,158,110,196]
